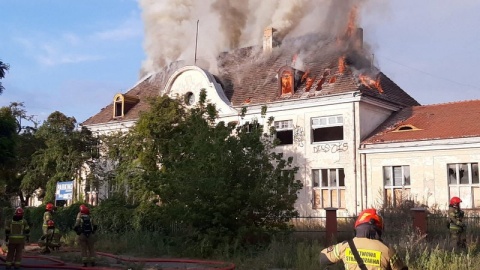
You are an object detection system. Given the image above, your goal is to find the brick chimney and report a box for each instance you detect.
[263,26,280,52]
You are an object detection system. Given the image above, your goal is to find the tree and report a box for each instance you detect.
[0,103,43,205]
[105,91,302,248]
[0,60,9,95]
[21,111,99,203]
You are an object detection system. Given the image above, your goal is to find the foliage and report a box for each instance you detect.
[102,91,302,251]
[0,107,17,166]
[21,111,99,202]
[0,60,9,95]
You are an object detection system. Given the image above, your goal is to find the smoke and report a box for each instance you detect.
[139,0,369,76]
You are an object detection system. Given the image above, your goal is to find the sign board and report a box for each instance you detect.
[55,181,74,200]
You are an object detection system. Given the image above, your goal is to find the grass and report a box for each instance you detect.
[47,208,480,269]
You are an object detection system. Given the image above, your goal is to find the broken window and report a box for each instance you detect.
[311,115,344,142]
[312,168,345,209]
[448,163,480,208]
[274,120,293,145]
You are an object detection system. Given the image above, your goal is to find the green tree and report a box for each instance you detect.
[0,60,9,95]
[21,111,99,202]
[0,103,43,205]
[105,91,302,248]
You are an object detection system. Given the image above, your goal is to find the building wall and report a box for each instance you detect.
[362,142,480,210]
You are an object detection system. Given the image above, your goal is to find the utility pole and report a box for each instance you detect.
[195,20,199,65]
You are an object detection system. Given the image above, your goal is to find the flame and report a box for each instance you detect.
[301,68,310,82]
[305,77,315,92]
[338,56,346,74]
[359,74,384,94]
[316,77,326,91]
[291,54,298,66]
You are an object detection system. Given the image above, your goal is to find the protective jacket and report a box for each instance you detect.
[448,206,465,232]
[5,217,30,244]
[43,211,53,234]
[320,237,408,270]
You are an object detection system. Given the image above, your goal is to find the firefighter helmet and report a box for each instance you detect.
[46,203,54,211]
[14,207,24,217]
[79,204,90,215]
[450,196,462,206]
[355,208,384,231]
[47,220,55,227]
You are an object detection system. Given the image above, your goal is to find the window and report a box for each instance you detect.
[311,115,344,142]
[274,120,293,145]
[114,95,123,117]
[448,163,480,208]
[312,168,345,208]
[383,166,410,207]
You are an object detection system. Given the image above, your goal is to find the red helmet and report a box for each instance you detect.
[450,196,462,205]
[14,207,24,217]
[47,220,55,227]
[355,208,384,231]
[46,203,54,211]
[79,204,90,215]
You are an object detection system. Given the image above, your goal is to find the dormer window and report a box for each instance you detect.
[393,124,421,132]
[278,66,294,96]
[113,93,140,118]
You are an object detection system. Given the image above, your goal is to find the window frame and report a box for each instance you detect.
[312,168,346,209]
[274,120,294,146]
[448,162,480,209]
[311,115,344,143]
[383,165,411,207]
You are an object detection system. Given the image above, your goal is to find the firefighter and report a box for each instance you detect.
[320,208,408,270]
[43,202,55,235]
[448,196,466,248]
[5,207,30,270]
[38,220,62,254]
[74,204,97,267]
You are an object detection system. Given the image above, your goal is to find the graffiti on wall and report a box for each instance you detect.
[313,142,348,153]
[293,125,305,147]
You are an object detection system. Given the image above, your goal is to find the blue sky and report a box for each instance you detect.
[1,0,480,124]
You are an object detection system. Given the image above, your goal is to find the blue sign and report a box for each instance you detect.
[55,181,74,200]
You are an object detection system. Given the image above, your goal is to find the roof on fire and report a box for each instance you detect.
[82,34,420,126]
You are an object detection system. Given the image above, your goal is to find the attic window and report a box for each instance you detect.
[278,66,295,96]
[113,93,140,118]
[394,125,420,132]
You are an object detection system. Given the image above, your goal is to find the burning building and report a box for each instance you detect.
[81,1,480,214]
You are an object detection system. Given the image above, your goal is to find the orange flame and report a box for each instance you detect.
[338,56,346,74]
[359,74,384,94]
[301,68,310,82]
[305,77,315,92]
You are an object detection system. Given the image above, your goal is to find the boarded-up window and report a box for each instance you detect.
[312,168,345,209]
[383,165,411,207]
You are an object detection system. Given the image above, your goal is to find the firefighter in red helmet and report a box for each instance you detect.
[39,219,62,254]
[448,196,466,248]
[43,202,55,235]
[320,208,408,270]
[74,204,97,267]
[4,207,30,269]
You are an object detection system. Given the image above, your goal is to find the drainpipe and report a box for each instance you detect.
[352,101,358,215]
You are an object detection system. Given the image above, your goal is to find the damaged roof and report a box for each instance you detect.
[82,34,420,126]
[362,99,480,145]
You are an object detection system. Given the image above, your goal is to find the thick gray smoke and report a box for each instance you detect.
[139,0,367,76]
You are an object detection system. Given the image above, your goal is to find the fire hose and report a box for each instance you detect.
[0,244,236,270]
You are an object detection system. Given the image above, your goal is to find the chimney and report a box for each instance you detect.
[263,26,279,52]
[355,27,363,49]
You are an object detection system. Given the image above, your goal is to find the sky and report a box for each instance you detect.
[1,0,480,125]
